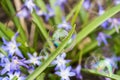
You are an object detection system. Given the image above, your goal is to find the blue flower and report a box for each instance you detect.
[55,0,67,9]
[108,18,120,33]
[2,32,23,58]
[16,8,30,18]
[16,0,37,18]
[58,19,72,31]
[52,52,71,70]
[44,4,55,21]
[55,66,75,80]
[114,0,120,5]
[24,0,36,13]
[1,57,11,75]
[96,32,111,46]
[73,64,82,80]
[25,52,42,65]
[83,0,91,10]
[10,56,28,71]
[98,5,105,16]
[7,70,26,80]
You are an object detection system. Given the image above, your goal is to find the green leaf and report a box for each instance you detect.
[26,25,75,80]
[76,4,120,45]
[82,69,120,80]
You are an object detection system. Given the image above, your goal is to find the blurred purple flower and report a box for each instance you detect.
[96,32,111,46]
[2,32,23,58]
[58,19,71,31]
[16,0,37,18]
[55,66,75,80]
[1,57,11,75]
[98,5,105,16]
[108,18,120,33]
[101,21,109,29]
[10,56,28,71]
[25,52,42,65]
[83,0,91,10]
[27,66,35,74]
[114,0,120,5]
[52,52,71,70]
[16,8,30,18]
[73,64,82,80]
[7,70,26,80]
[24,0,36,13]
[44,4,55,21]
[55,0,67,9]
[0,53,6,64]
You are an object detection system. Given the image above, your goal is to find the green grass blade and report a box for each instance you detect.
[2,0,27,42]
[26,25,75,80]
[82,69,120,80]
[49,0,62,24]
[32,12,55,50]
[35,0,47,12]
[76,5,120,45]
[71,0,84,26]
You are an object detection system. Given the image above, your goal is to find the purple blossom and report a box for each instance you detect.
[35,7,45,16]
[55,66,75,80]
[10,56,28,71]
[44,5,55,21]
[83,0,91,10]
[27,66,35,74]
[52,52,71,70]
[114,0,120,5]
[73,64,82,80]
[55,0,67,9]
[108,18,120,33]
[1,57,11,75]
[24,0,36,13]
[0,53,6,64]
[58,19,72,31]
[2,32,23,58]
[25,52,42,65]
[101,21,109,29]
[16,0,37,18]
[98,5,105,16]
[7,70,26,80]
[96,32,111,46]
[16,8,30,18]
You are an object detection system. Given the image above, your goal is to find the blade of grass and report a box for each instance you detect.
[71,0,84,26]
[49,0,62,24]
[32,12,55,51]
[26,25,75,80]
[82,69,120,80]
[2,0,27,42]
[76,4,120,46]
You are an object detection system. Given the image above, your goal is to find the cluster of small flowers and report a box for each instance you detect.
[51,52,82,80]
[82,0,120,46]
[16,0,54,21]
[51,17,83,80]
[0,32,43,80]
[83,1,120,80]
